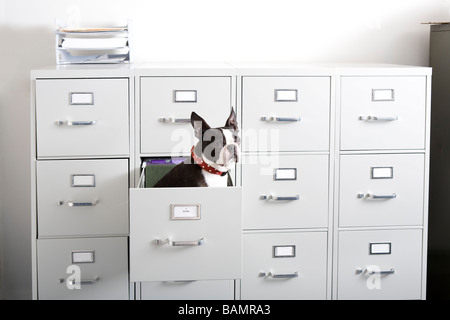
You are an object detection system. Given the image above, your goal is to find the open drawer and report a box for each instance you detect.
[130,186,242,282]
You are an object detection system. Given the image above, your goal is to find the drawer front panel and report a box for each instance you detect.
[36,79,129,158]
[340,76,426,151]
[130,187,242,282]
[339,154,424,227]
[337,229,423,300]
[37,237,129,300]
[37,159,129,237]
[140,280,234,300]
[243,154,329,229]
[140,77,232,155]
[242,231,328,300]
[242,77,330,152]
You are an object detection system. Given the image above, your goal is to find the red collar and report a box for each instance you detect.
[191,146,228,176]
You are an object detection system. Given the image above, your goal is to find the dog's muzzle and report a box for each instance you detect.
[225,144,240,163]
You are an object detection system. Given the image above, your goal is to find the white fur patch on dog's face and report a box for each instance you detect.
[202,128,240,171]
[218,129,240,168]
[201,128,240,187]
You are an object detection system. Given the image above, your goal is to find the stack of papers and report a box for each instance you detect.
[56,24,131,64]
[58,27,127,33]
[61,38,128,49]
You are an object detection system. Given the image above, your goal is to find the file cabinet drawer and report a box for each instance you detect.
[130,187,242,282]
[339,154,424,227]
[243,154,329,229]
[36,78,129,158]
[242,77,330,152]
[140,280,234,300]
[37,237,128,300]
[241,231,328,300]
[37,159,129,237]
[340,76,426,151]
[140,77,232,155]
[337,229,423,300]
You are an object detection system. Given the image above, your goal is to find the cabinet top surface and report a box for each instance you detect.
[31,61,431,78]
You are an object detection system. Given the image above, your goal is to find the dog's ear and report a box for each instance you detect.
[191,111,211,139]
[225,108,238,130]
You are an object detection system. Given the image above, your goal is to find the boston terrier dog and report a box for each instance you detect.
[153,108,240,188]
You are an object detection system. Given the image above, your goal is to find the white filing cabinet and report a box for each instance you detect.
[131,64,242,300]
[334,71,431,300]
[31,63,431,300]
[31,66,133,300]
[239,69,333,300]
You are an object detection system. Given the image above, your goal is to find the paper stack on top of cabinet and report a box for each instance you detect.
[55,21,131,64]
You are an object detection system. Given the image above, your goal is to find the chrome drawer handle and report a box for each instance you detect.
[67,277,100,286]
[260,194,300,201]
[66,200,98,207]
[259,271,298,279]
[357,193,397,199]
[261,116,301,122]
[356,267,395,275]
[159,117,191,123]
[154,237,205,246]
[59,276,100,285]
[358,115,398,121]
[56,120,97,126]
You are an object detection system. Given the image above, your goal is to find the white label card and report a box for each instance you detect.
[273,245,296,258]
[370,243,391,255]
[371,167,393,179]
[372,89,394,101]
[275,89,298,102]
[174,90,197,103]
[274,168,297,181]
[171,204,201,220]
[70,92,94,105]
[72,174,96,187]
[71,250,95,263]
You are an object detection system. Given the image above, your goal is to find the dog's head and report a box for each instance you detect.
[191,108,240,172]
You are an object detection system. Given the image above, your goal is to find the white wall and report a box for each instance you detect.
[0,0,448,299]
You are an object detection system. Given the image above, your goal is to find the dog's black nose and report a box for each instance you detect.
[227,144,238,155]
[226,144,239,162]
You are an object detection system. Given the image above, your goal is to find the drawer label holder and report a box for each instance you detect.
[274,168,297,181]
[71,174,96,187]
[273,245,296,258]
[70,92,94,105]
[371,167,393,179]
[274,89,298,102]
[173,90,197,103]
[171,204,201,220]
[369,242,392,255]
[71,250,95,263]
[372,89,395,102]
